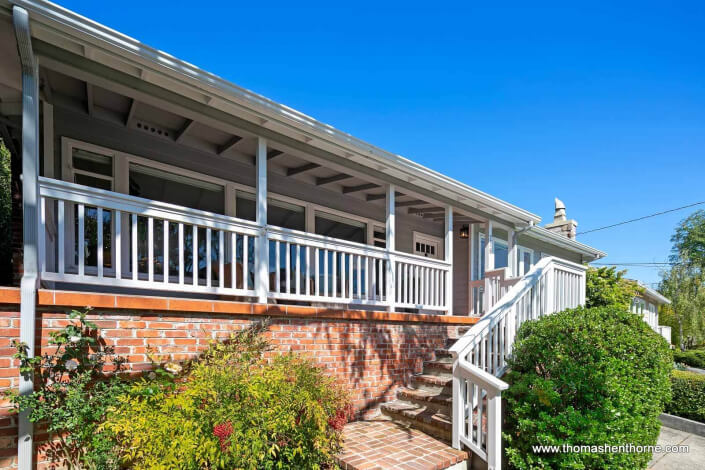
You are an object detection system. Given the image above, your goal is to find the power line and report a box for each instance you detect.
[577,201,705,235]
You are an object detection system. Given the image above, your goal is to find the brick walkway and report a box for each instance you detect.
[336,420,468,470]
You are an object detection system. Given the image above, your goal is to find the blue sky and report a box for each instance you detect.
[60,0,705,287]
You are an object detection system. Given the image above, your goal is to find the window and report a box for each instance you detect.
[68,146,115,270]
[315,212,366,243]
[129,163,225,214]
[235,192,305,231]
[71,147,114,190]
[413,232,442,260]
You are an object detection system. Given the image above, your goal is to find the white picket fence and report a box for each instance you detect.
[449,257,587,469]
[38,177,451,311]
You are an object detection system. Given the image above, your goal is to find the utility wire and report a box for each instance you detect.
[577,201,705,235]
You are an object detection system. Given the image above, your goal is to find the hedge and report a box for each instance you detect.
[673,349,705,369]
[503,306,672,470]
[666,370,705,423]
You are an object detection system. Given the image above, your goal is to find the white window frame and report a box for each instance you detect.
[413,231,443,260]
[517,246,534,275]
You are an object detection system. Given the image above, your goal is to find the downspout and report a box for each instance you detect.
[13,6,39,470]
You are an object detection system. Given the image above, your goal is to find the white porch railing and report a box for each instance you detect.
[38,178,451,312]
[39,177,261,297]
[449,257,587,470]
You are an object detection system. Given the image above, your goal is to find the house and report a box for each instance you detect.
[0,1,606,469]
[631,282,672,344]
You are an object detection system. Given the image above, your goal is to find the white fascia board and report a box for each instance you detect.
[7,0,540,226]
[526,225,607,262]
[636,283,671,305]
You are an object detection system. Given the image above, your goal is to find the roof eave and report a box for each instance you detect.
[526,226,607,262]
[7,0,541,226]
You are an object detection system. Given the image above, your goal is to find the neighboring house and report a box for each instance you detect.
[631,282,672,344]
[0,2,606,470]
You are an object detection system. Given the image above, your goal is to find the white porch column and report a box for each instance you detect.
[255,137,268,303]
[445,206,453,315]
[385,184,395,311]
[482,220,493,314]
[507,228,516,277]
[14,7,39,470]
[484,220,494,273]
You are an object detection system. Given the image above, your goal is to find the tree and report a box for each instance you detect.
[659,210,705,350]
[586,266,642,310]
[0,139,11,284]
[669,210,705,272]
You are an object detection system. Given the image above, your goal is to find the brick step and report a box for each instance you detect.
[424,360,453,376]
[410,374,452,395]
[434,348,453,363]
[397,387,452,415]
[380,400,452,442]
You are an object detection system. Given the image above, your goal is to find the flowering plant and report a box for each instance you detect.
[6,309,127,469]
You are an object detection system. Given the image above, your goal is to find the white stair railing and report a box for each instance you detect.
[449,257,587,470]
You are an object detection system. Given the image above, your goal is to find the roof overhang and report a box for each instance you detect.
[2,0,543,226]
[637,283,671,305]
[526,225,606,262]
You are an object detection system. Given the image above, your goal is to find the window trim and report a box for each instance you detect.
[412,231,443,260]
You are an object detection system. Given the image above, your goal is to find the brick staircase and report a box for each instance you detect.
[380,347,456,441]
[379,331,490,469]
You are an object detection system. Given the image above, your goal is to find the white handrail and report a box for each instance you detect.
[450,256,587,470]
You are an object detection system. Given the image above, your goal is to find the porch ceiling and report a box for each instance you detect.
[41,65,491,222]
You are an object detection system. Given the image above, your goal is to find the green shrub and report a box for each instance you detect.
[104,322,352,469]
[666,370,705,423]
[503,306,672,470]
[6,309,128,469]
[586,266,643,310]
[673,349,705,369]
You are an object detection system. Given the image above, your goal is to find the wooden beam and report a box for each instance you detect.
[217,135,242,155]
[396,199,427,207]
[408,207,444,215]
[125,98,137,126]
[287,162,320,176]
[316,173,351,186]
[86,82,94,117]
[267,149,284,160]
[367,191,403,202]
[175,119,195,143]
[342,183,379,194]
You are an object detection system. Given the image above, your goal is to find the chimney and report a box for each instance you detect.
[545,198,578,239]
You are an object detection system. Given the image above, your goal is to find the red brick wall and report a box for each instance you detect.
[0,303,464,469]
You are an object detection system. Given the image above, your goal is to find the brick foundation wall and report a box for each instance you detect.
[0,288,476,469]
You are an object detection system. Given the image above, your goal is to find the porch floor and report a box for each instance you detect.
[336,419,468,470]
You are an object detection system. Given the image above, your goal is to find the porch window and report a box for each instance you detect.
[235,192,305,231]
[71,148,114,191]
[315,212,366,244]
[129,163,225,214]
[70,147,114,270]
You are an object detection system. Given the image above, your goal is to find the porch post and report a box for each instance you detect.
[445,206,453,314]
[483,220,493,313]
[255,137,268,303]
[484,220,494,273]
[507,228,516,277]
[14,6,39,470]
[385,184,395,311]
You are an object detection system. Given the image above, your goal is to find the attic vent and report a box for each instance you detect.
[133,120,172,140]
